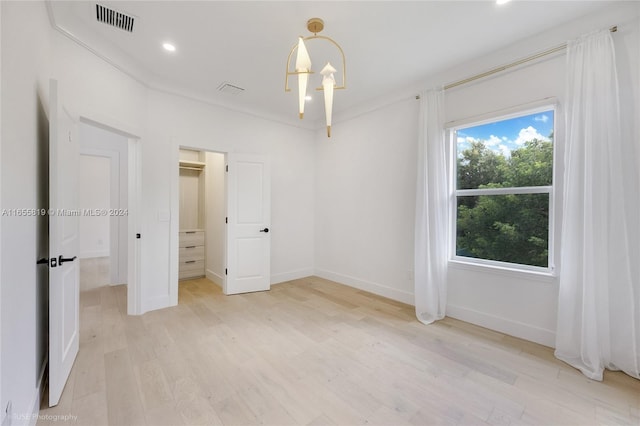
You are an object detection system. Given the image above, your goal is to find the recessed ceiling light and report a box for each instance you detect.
[162,42,176,52]
[496,0,511,4]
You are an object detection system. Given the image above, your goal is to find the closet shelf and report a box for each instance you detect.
[179,160,206,170]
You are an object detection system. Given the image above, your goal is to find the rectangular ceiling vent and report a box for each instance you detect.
[96,4,135,33]
[217,82,245,95]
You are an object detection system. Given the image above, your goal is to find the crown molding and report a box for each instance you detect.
[44,0,318,133]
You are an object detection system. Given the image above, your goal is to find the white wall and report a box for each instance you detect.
[443,49,567,346]
[314,98,419,304]
[45,12,316,312]
[0,2,51,425]
[2,3,636,423]
[179,148,200,162]
[178,148,205,231]
[1,2,316,421]
[46,8,317,313]
[315,3,640,347]
[205,151,226,286]
[178,168,202,229]
[78,155,110,258]
[445,6,639,347]
[1,2,3,421]
[155,90,317,310]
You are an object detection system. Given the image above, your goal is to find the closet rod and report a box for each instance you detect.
[444,25,618,91]
[179,166,203,171]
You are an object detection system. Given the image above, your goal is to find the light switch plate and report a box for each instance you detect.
[158,209,170,222]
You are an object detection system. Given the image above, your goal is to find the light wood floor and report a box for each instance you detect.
[79,256,111,292]
[38,277,640,426]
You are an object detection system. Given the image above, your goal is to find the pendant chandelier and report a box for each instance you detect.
[285,18,346,137]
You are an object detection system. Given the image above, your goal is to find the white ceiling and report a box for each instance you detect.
[48,1,614,128]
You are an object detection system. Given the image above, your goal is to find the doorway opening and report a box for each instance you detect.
[171,147,271,304]
[77,118,141,316]
[177,148,227,300]
[46,79,142,407]
[78,122,129,294]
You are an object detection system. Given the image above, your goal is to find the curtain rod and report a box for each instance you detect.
[443,25,618,91]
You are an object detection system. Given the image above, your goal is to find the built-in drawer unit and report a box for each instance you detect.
[179,246,205,261]
[178,259,205,280]
[179,230,205,279]
[179,230,204,247]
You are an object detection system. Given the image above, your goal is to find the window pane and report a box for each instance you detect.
[456,193,549,268]
[456,111,554,189]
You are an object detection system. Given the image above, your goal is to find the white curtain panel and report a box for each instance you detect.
[414,89,448,324]
[555,28,640,381]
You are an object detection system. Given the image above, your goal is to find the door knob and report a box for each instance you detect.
[259,228,269,233]
[58,255,77,265]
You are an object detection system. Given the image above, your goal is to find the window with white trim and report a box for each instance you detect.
[450,106,555,272]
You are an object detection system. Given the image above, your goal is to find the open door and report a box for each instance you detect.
[225,153,271,295]
[48,79,80,406]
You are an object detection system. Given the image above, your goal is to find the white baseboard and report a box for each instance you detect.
[4,390,41,426]
[311,269,555,347]
[205,269,223,288]
[271,268,314,285]
[28,397,39,426]
[446,304,556,348]
[313,268,414,305]
[79,250,109,259]
[27,382,42,426]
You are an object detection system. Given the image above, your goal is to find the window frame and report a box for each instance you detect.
[447,103,557,275]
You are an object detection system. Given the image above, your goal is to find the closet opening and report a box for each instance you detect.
[178,148,227,299]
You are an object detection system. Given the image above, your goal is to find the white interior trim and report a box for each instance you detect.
[170,144,228,309]
[169,146,180,308]
[205,269,223,288]
[127,138,141,315]
[448,259,556,283]
[448,102,558,277]
[0,1,3,422]
[457,186,552,196]
[447,303,556,347]
[271,268,314,285]
[77,117,142,315]
[446,98,558,130]
[314,268,414,305]
[45,3,316,133]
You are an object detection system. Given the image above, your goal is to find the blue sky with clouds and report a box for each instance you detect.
[457,110,554,157]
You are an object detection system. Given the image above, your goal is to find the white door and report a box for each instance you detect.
[48,79,80,406]
[225,153,271,295]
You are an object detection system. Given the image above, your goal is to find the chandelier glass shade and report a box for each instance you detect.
[285,18,346,137]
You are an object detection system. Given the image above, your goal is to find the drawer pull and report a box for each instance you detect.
[186,231,196,234]
[185,260,196,264]
[186,246,196,249]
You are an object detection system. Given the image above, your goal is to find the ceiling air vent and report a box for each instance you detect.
[217,82,245,95]
[96,4,135,33]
